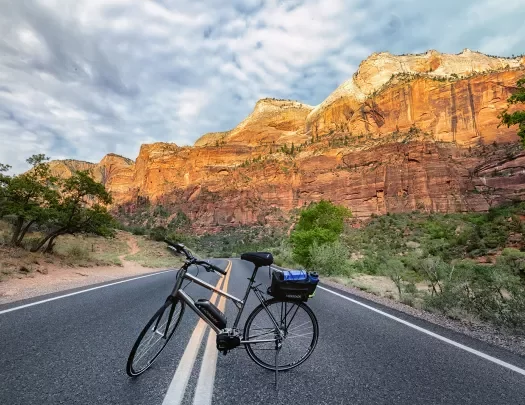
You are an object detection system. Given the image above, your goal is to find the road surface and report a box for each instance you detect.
[1,258,525,405]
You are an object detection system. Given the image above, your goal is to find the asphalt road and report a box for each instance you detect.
[1,258,525,405]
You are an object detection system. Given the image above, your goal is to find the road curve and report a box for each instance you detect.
[1,259,524,405]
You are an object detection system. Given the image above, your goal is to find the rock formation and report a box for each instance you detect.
[48,50,525,229]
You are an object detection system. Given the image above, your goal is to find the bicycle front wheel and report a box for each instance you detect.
[126,297,185,376]
[243,298,318,371]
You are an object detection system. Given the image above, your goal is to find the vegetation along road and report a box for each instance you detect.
[1,258,525,405]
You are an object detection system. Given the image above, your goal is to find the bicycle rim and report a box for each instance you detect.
[126,298,185,376]
[243,299,318,371]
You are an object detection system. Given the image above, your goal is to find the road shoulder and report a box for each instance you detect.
[0,263,168,305]
[322,278,525,358]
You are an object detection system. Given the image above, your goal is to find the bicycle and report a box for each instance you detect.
[126,240,319,384]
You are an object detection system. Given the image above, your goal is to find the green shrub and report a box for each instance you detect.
[291,200,351,266]
[149,226,167,241]
[404,282,418,295]
[379,258,408,297]
[308,240,351,276]
[153,204,169,218]
[130,227,146,236]
[400,295,415,307]
[351,254,384,275]
[169,210,191,231]
[66,245,90,261]
[422,259,525,332]
[270,239,298,268]
[497,248,525,281]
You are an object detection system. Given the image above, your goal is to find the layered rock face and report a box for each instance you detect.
[49,51,525,229]
[48,154,135,203]
[195,99,313,147]
[306,50,524,145]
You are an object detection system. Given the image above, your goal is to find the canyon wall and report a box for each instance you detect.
[48,50,525,229]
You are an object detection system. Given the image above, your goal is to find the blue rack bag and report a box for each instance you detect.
[268,268,319,301]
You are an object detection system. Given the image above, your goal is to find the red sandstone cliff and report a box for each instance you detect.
[47,50,525,229]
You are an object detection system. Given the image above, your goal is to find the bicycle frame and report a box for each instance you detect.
[169,260,280,344]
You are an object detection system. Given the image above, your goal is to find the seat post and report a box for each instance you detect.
[232,264,260,328]
[248,265,259,284]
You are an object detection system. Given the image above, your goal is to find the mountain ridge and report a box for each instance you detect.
[45,49,525,228]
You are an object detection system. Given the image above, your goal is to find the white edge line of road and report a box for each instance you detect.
[0,269,174,315]
[318,285,525,377]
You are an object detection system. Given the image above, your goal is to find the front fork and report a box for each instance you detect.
[152,296,178,339]
[154,264,188,338]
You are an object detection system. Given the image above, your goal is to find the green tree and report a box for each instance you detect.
[0,163,11,216]
[31,171,114,253]
[499,77,525,145]
[290,200,351,266]
[0,155,59,246]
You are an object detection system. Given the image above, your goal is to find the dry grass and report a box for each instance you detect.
[0,219,181,282]
[124,236,182,268]
[326,274,399,298]
[0,234,128,281]
[326,274,429,308]
[54,233,129,267]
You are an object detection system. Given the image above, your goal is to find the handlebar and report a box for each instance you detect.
[164,239,191,259]
[164,239,227,275]
[195,260,227,275]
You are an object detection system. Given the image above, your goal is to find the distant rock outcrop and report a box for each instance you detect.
[195,99,314,147]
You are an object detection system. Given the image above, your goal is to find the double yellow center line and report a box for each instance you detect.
[192,261,232,405]
[162,260,232,405]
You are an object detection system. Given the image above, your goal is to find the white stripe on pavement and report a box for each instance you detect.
[0,270,174,315]
[318,285,525,377]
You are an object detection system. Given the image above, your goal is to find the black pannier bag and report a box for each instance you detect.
[267,269,319,301]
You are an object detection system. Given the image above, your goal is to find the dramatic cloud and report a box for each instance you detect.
[1,0,524,172]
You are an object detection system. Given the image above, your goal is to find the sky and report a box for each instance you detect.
[1,0,524,173]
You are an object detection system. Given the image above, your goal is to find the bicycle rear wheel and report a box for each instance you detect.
[243,298,318,371]
[126,298,185,376]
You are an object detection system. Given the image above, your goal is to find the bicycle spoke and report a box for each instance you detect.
[245,300,318,371]
[247,327,276,339]
[286,304,301,328]
[286,321,311,333]
[128,301,184,375]
[286,332,314,339]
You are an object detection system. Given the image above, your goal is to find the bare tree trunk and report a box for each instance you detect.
[15,220,35,246]
[44,234,59,254]
[10,216,24,246]
[31,230,62,252]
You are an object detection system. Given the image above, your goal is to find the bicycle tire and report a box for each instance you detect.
[243,298,318,371]
[126,297,185,377]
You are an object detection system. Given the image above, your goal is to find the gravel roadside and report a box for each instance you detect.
[0,264,168,305]
[322,278,525,357]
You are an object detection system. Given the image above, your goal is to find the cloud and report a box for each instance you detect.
[0,0,524,172]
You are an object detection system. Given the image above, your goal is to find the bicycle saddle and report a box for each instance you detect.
[240,252,274,267]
